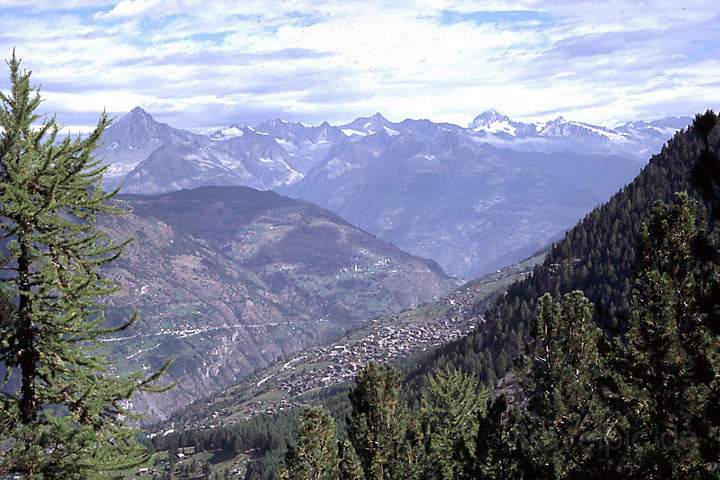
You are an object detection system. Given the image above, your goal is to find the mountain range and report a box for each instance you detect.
[100,186,455,417]
[100,108,305,194]
[97,108,690,277]
[467,109,691,160]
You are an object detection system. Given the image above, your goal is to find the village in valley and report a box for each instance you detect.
[165,257,539,433]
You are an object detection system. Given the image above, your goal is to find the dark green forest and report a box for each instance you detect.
[414,110,720,391]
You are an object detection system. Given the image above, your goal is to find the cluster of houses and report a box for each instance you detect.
[182,298,482,431]
[269,318,476,396]
[162,271,532,435]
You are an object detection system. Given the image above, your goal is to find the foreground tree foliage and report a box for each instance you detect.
[0,53,169,478]
[338,439,364,480]
[469,395,525,480]
[517,291,608,478]
[279,406,340,480]
[417,365,485,480]
[605,192,720,478]
[347,363,411,480]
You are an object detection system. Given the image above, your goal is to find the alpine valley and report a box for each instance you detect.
[99,108,690,278]
[3,5,718,480]
[145,110,719,480]
[100,186,455,418]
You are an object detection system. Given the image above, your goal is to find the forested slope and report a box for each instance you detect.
[412,117,718,389]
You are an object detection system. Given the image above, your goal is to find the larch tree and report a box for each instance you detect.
[279,406,340,480]
[347,363,409,480]
[0,52,169,478]
[417,365,486,480]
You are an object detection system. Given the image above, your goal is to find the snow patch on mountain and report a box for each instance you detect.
[342,128,368,137]
[210,126,244,140]
[467,110,691,159]
[382,126,401,136]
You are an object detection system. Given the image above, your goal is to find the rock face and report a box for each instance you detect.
[99,108,303,194]
[99,107,690,278]
[100,186,456,418]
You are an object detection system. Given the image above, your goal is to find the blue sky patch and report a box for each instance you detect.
[439,10,552,27]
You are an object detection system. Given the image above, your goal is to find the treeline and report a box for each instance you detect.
[279,112,720,479]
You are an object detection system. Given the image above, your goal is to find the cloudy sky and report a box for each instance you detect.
[0,0,718,131]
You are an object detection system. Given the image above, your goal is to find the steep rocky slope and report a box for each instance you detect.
[162,251,544,431]
[100,186,456,418]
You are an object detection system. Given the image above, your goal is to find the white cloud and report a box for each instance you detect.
[0,0,717,129]
[94,0,161,19]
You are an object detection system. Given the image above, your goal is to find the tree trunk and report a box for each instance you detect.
[18,234,37,424]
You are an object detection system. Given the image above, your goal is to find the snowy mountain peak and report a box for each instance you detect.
[536,117,627,142]
[463,110,691,154]
[209,125,245,140]
[470,109,509,126]
[341,112,394,134]
[469,110,518,135]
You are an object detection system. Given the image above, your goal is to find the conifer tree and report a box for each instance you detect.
[689,109,720,469]
[347,363,408,480]
[339,438,365,480]
[0,52,169,478]
[396,417,424,480]
[691,110,719,218]
[517,291,607,479]
[607,192,720,478]
[470,395,524,480]
[279,406,340,480]
[417,365,486,480]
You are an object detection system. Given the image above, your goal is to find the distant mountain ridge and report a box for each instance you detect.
[283,121,642,277]
[97,108,691,278]
[101,108,304,194]
[468,109,692,159]
[100,107,691,194]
